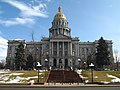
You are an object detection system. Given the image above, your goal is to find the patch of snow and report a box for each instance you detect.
[9,73,24,76]
[111,79,120,82]
[85,80,89,83]
[23,76,38,80]
[39,70,46,72]
[0,81,5,83]
[79,75,87,79]
[107,74,120,83]
[101,81,110,84]
[0,70,45,83]
[0,74,10,81]
[94,76,98,78]
[76,69,82,74]
[5,76,38,83]
[41,77,44,78]
[107,74,117,78]
[30,80,34,85]
[6,76,21,83]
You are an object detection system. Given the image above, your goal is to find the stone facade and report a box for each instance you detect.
[6,7,113,70]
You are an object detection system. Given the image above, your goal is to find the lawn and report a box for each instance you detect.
[0,70,49,83]
[82,70,120,83]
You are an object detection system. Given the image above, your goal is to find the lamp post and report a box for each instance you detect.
[45,59,48,70]
[70,60,73,70]
[36,62,42,83]
[84,62,86,70]
[89,63,94,83]
[78,58,81,69]
[49,61,52,70]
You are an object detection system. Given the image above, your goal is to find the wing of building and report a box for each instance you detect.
[6,7,113,70]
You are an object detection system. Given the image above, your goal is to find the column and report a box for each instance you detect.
[57,42,59,57]
[49,42,51,56]
[57,58,59,68]
[70,43,72,56]
[51,42,53,56]
[68,42,69,56]
[63,42,64,57]
[62,59,64,70]
[54,29,55,35]
[77,43,79,57]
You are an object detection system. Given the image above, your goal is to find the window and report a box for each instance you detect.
[9,46,12,51]
[65,51,68,56]
[82,48,84,54]
[86,48,89,55]
[59,51,62,56]
[53,42,57,50]
[59,42,62,49]
[53,51,57,56]
[72,44,75,50]
[64,42,68,50]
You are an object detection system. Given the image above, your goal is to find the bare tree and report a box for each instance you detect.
[114,49,119,71]
[30,30,39,68]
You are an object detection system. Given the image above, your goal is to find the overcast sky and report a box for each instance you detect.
[0,0,120,60]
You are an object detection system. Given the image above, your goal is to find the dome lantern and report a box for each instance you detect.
[58,6,62,12]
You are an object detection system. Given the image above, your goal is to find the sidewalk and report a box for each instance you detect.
[0,83,120,88]
[32,83,120,87]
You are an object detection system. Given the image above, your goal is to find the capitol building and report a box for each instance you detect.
[6,7,113,70]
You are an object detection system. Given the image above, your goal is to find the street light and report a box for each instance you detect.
[45,59,48,70]
[49,62,52,70]
[89,63,94,83]
[70,60,73,70]
[78,59,81,69]
[84,62,86,69]
[36,62,42,83]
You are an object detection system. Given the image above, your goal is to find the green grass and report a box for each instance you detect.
[82,71,120,82]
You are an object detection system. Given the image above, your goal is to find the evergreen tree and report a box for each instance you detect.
[95,37,110,69]
[26,54,34,70]
[15,42,26,70]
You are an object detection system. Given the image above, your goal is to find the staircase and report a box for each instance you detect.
[47,70,82,83]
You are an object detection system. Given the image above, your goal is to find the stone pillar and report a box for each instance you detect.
[70,43,72,56]
[57,42,59,57]
[57,58,60,68]
[62,59,64,70]
[77,43,79,57]
[63,42,64,57]
[49,42,51,56]
[68,42,70,56]
[51,42,53,56]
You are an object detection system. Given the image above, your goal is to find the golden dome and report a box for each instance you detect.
[54,6,66,20]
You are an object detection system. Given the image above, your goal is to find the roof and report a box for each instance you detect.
[54,6,66,20]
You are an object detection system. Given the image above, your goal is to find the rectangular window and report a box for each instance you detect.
[64,42,68,50]
[59,51,62,56]
[53,51,57,56]
[65,51,68,56]
[53,42,57,50]
[59,42,62,49]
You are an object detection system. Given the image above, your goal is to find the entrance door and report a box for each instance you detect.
[59,59,62,69]
[53,59,57,68]
[65,59,68,68]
